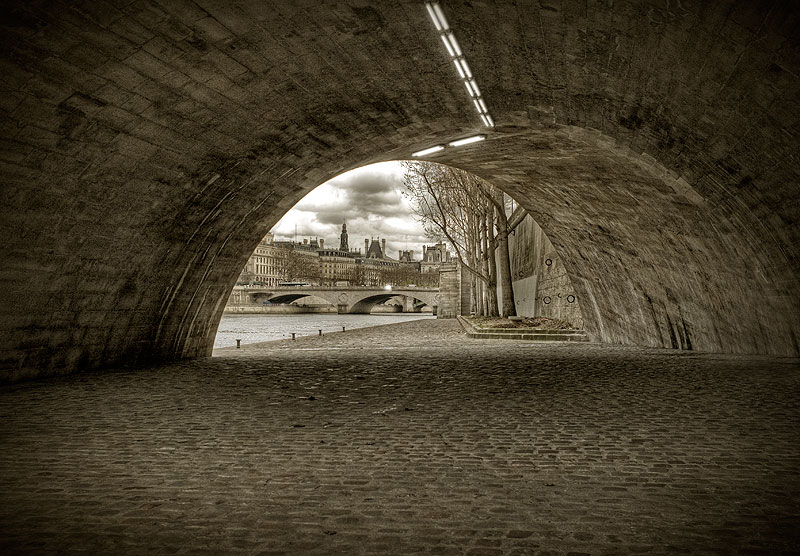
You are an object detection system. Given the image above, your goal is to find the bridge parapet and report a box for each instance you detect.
[233,286,440,314]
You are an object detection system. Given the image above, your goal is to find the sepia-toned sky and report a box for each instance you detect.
[270,161,435,259]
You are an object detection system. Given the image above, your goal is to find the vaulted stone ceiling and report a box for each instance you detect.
[1,1,798,381]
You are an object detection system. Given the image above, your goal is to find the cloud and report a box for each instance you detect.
[271,161,436,258]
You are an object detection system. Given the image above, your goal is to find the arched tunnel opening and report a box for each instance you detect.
[1,2,798,553]
[215,157,585,345]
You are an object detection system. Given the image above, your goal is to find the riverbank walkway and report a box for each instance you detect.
[2,319,798,555]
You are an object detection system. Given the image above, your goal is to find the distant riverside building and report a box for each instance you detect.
[398,250,420,272]
[238,233,282,286]
[420,241,451,274]
[234,223,440,288]
[319,223,358,284]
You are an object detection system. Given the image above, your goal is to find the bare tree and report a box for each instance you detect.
[485,196,499,317]
[278,248,320,284]
[492,189,516,317]
[402,161,518,317]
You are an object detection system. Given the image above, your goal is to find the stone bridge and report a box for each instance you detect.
[243,287,440,314]
[1,2,799,381]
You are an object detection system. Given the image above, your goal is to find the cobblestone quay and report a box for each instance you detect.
[1,320,798,555]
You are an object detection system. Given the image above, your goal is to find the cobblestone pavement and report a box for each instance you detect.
[1,319,799,555]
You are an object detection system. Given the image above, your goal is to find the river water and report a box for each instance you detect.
[214,313,435,349]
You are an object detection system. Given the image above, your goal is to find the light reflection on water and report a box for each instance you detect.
[214,313,435,349]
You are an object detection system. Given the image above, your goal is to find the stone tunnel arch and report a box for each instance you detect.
[1,1,798,381]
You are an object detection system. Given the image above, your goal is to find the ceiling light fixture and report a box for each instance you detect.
[448,135,486,147]
[426,3,442,30]
[425,1,495,128]
[460,59,472,79]
[440,35,455,56]
[432,3,449,29]
[412,145,446,157]
[447,34,462,56]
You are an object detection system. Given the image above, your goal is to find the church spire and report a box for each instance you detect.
[339,222,349,252]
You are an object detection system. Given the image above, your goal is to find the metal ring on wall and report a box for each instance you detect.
[567,295,576,303]
[543,296,551,304]
[545,258,552,266]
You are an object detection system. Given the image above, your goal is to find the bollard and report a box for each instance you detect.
[342,326,346,332]
[236,339,241,349]
[291,333,296,340]
[319,329,322,336]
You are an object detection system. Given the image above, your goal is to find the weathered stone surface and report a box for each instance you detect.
[508,214,585,328]
[1,320,798,554]
[0,1,799,379]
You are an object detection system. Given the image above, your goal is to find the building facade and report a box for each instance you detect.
[420,241,451,274]
[238,233,284,287]
[235,223,436,288]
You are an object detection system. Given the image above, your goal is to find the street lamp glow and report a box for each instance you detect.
[412,145,445,157]
[448,135,486,147]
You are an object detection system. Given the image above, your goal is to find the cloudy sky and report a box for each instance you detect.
[270,161,435,259]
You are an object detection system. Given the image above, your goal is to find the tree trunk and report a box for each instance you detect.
[469,212,484,316]
[487,199,499,317]
[470,272,478,315]
[494,190,516,317]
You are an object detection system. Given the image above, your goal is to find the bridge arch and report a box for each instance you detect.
[1,2,798,380]
[348,293,439,314]
[246,288,439,314]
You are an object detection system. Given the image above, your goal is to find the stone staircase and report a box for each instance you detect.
[457,316,589,342]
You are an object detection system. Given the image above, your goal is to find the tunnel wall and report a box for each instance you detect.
[0,1,798,381]
[507,214,585,329]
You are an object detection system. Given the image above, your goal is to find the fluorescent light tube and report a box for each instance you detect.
[441,35,454,57]
[478,98,488,112]
[460,59,472,78]
[412,145,445,157]
[470,80,480,96]
[447,33,462,57]
[486,115,494,127]
[454,59,465,78]
[473,99,482,112]
[433,3,449,30]
[448,135,486,147]
[426,3,442,31]
[480,114,490,126]
[465,80,474,96]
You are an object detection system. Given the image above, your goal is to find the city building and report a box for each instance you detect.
[420,241,451,274]
[234,223,435,288]
[237,233,284,287]
[318,223,358,285]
